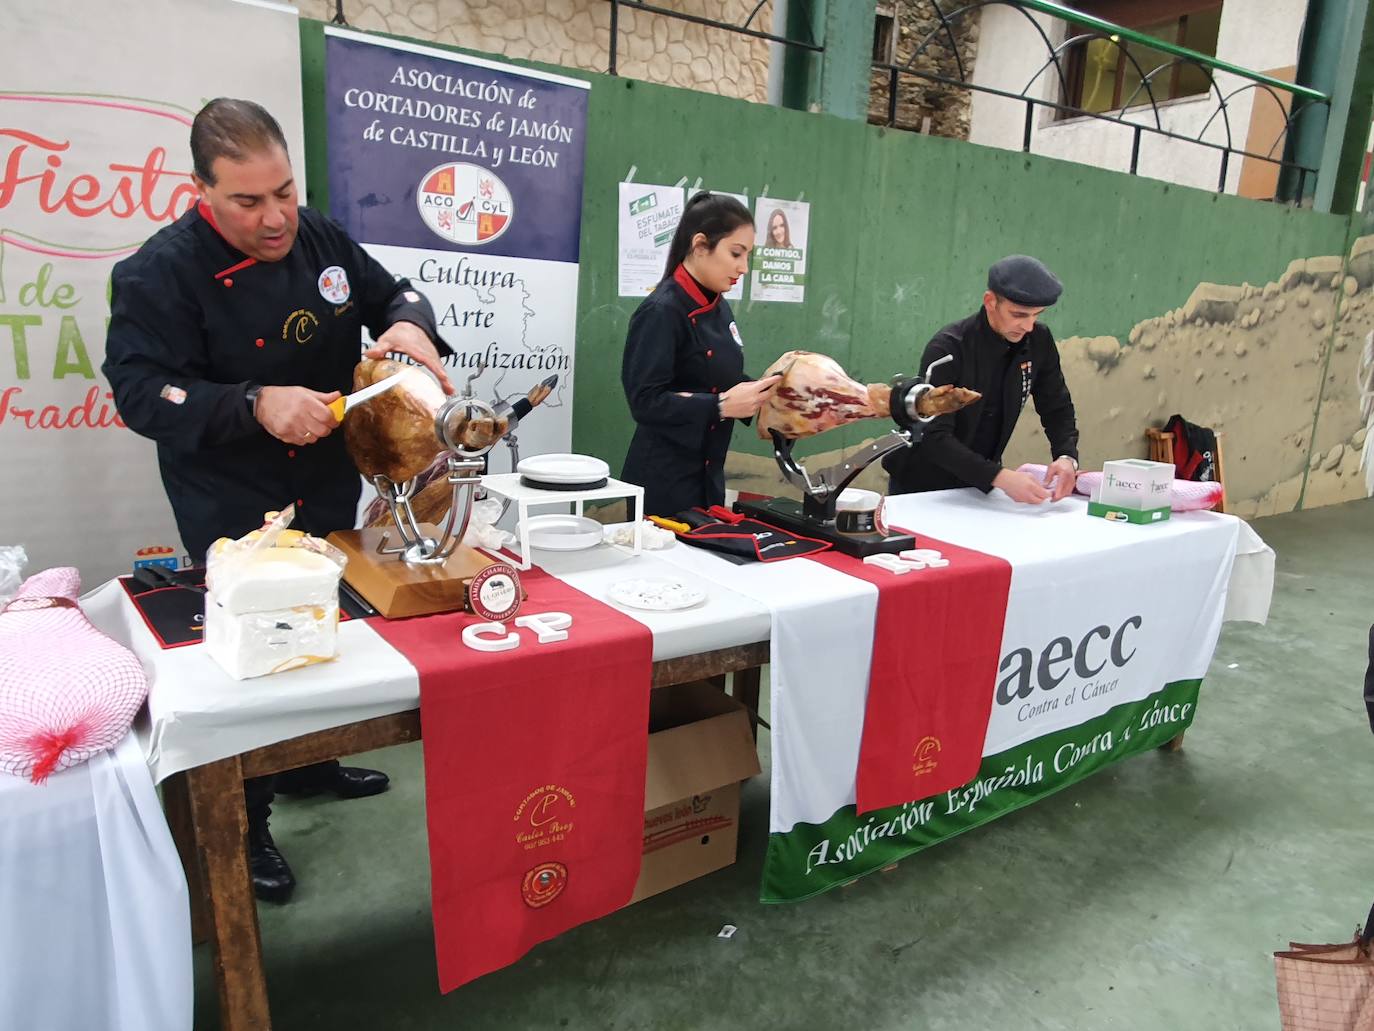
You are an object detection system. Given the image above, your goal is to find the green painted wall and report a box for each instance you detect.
[573,81,1352,467]
[299,20,1354,474]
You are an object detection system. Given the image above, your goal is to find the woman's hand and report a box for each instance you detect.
[718,374,781,419]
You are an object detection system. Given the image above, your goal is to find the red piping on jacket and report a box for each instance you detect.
[199,200,258,280]
[673,264,719,320]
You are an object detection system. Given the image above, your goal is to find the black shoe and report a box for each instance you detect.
[277,764,390,801]
[249,822,296,904]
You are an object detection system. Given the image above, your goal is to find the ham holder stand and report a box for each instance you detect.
[737,355,953,558]
[328,364,528,618]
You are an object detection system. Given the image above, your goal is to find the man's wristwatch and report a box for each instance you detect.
[1055,455,1079,471]
[245,384,263,419]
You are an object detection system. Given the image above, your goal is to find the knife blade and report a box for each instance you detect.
[327,370,409,422]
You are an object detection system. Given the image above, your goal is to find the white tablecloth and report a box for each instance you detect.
[81,489,1271,784]
[0,731,191,1031]
[82,548,772,782]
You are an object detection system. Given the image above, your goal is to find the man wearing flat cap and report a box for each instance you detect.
[884,255,1080,504]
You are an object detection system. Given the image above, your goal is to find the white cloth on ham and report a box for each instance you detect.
[0,568,147,783]
[756,351,882,439]
[1017,464,1225,512]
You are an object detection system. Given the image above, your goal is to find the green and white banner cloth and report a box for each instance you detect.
[662,491,1250,903]
[769,492,1244,901]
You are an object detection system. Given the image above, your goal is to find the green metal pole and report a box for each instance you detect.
[818,0,876,120]
[1282,0,1343,203]
[780,0,822,112]
[1314,0,1374,212]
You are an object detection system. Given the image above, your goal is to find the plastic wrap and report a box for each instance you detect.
[204,513,347,680]
[0,546,26,606]
[1015,464,1224,513]
[603,521,676,550]
[462,497,517,552]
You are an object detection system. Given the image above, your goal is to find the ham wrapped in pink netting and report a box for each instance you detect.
[0,568,147,783]
[1016,464,1224,512]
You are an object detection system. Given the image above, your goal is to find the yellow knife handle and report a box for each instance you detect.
[648,515,691,534]
[327,396,347,422]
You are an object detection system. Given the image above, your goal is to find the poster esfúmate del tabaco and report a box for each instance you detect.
[618,182,684,297]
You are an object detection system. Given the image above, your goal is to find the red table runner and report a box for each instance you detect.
[808,534,1011,814]
[369,566,653,991]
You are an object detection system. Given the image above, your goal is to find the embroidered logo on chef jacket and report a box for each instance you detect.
[318,266,350,304]
[283,308,320,344]
[159,384,187,405]
[1019,360,1032,407]
[729,321,743,348]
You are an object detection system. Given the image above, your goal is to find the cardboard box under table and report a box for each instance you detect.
[630,681,761,904]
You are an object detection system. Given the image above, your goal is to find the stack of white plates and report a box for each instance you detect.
[523,514,604,551]
[516,453,610,491]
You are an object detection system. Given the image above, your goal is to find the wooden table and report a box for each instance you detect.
[161,643,768,1031]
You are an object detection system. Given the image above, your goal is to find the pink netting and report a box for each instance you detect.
[0,568,147,783]
[1016,465,1224,512]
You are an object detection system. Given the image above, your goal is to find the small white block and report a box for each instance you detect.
[902,549,943,563]
[462,621,520,652]
[864,554,911,575]
[515,611,573,644]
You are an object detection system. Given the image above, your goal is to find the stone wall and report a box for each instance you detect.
[868,1,980,138]
[724,235,1374,520]
[298,0,773,102]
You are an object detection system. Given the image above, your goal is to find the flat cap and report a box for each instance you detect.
[988,255,1062,307]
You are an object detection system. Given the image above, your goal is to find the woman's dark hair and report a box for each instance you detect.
[661,191,753,281]
[191,98,289,184]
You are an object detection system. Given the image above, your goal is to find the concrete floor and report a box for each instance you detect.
[195,498,1374,1030]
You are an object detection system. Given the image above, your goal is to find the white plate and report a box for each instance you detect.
[524,514,604,551]
[516,453,610,485]
[607,577,707,612]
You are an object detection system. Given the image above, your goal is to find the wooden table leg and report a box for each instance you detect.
[161,772,208,945]
[1160,731,1186,752]
[732,666,763,742]
[186,756,272,1031]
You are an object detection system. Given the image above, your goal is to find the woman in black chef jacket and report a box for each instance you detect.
[621,192,780,517]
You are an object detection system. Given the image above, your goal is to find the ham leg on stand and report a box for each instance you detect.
[757,350,980,440]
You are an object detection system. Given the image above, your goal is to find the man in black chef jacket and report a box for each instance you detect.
[884,255,1080,505]
[103,99,454,903]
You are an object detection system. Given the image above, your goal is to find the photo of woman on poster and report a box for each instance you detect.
[766,208,792,248]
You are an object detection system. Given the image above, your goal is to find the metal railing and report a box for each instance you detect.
[876,0,1331,203]
[602,0,824,76]
[327,1,823,88]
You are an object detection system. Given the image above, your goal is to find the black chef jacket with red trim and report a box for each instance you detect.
[883,308,1078,495]
[620,266,749,517]
[102,203,450,560]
